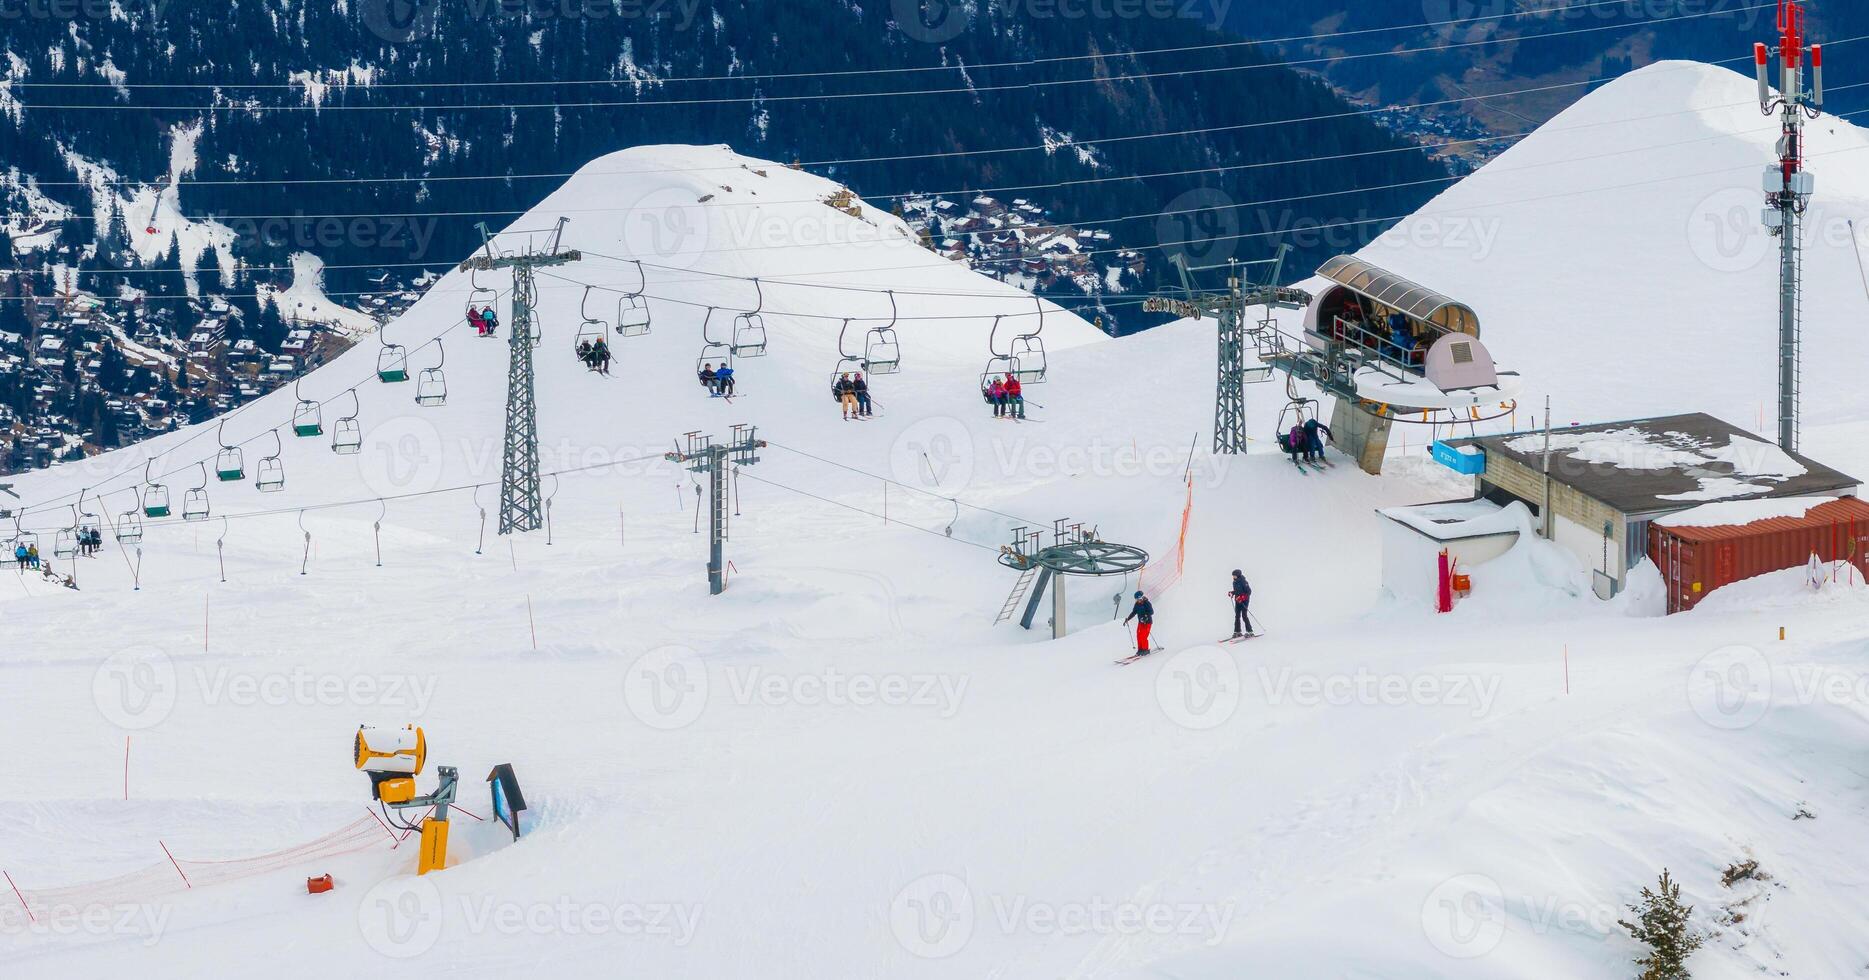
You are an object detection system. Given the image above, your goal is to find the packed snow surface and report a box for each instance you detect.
[4,67,1869,979]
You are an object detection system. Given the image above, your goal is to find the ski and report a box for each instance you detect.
[1220,632,1263,643]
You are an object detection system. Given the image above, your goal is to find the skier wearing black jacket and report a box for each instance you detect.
[1123,591,1155,656]
[1228,570,1253,637]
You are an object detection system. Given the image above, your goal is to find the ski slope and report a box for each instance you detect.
[3,68,1868,979]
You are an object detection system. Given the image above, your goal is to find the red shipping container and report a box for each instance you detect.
[1648,497,1869,613]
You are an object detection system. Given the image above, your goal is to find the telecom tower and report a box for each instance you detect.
[1754,0,1824,453]
[460,218,580,534]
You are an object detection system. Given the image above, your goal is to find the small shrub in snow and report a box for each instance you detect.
[1719,858,1766,888]
[1618,869,1705,980]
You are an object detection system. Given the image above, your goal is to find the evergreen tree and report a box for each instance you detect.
[1618,869,1705,980]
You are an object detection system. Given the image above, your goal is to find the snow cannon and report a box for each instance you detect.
[355,724,458,875]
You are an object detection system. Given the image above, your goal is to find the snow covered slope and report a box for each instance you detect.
[3,101,1868,979]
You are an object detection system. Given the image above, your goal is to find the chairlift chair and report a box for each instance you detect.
[832,356,868,401]
[215,423,245,482]
[416,341,448,407]
[377,343,409,383]
[1009,297,1048,384]
[695,308,733,386]
[578,286,612,351]
[980,354,1019,403]
[1008,334,1047,384]
[255,431,286,492]
[54,526,79,559]
[467,268,498,337]
[1275,398,1320,452]
[142,459,171,518]
[182,463,211,522]
[292,378,323,437]
[116,504,144,544]
[332,390,363,455]
[615,260,652,337]
[863,291,901,375]
[731,279,768,357]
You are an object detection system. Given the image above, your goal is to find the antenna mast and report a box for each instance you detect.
[1755,0,1823,452]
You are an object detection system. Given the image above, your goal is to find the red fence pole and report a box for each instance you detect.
[159,841,191,888]
[4,870,33,923]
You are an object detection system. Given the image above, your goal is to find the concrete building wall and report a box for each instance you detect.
[1480,454,1628,595]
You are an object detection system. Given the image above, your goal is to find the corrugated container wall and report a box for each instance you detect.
[1648,497,1869,613]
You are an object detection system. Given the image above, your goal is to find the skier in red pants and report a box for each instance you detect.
[1123,590,1155,655]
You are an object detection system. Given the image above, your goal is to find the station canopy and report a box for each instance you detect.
[1316,255,1480,337]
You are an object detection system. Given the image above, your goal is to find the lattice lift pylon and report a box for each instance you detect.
[459,218,580,535]
[666,426,766,595]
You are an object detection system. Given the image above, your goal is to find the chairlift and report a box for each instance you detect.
[332,390,363,455]
[980,355,1019,403]
[116,506,144,544]
[578,286,611,350]
[10,511,38,558]
[1275,397,1321,453]
[215,422,245,482]
[731,278,768,357]
[416,341,448,407]
[54,526,80,559]
[617,262,652,337]
[256,430,286,492]
[292,377,323,437]
[863,290,901,375]
[377,323,409,383]
[467,267,498,337]
[182,463,211,522]
[142,459,171,518]
[695,307,733,382]
[1008,297,1048,384]
[831,319,867,401]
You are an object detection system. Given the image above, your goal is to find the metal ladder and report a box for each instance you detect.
[994,566,1038,625]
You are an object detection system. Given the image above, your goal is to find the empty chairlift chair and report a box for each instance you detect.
[215,423,245,482]
[54,525,79,559]
[731,279,768,358]
[115,505,144,544]
[142,460,171,518]
[331,390,363,455]
[292,378,323,437]
[1009,297,1048,384]
[416,341,448,407]
[182,463,211,522]
[255,430,286,493]
[616,260,652,337]
[863,291,901,375]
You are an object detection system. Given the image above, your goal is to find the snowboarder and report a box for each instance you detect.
[1302,417,1332,463]
[1228,569,1253,637]
[698,363,718,394]
[852,373,873,417]
[1004,374,1025,419]
[987,378,1007,417]
[1123,590,1154,656]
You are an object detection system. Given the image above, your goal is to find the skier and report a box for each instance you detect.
[835,374,859,419]
[12,542,27,570]
[698,363,719,394]
[577,339,595,369]
[467,307,488,336]
[852,372,873,417]
[592,338,613,376]
[27,543,40,570]
[1228,569,1253,638]
[1004,374,1025,420]
[987,377,1007,417]
[1122,590,1155,657]
[1282,424,1306,466]
[1302,417,1332,463]
[715,363,735,396]
[480,306,499,335]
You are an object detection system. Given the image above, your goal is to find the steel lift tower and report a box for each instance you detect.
[1755,0,1824,453]
[460,218,580,534]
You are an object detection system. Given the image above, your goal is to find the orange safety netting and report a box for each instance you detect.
[9,815,391,917]
[1138,477,1194,598]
